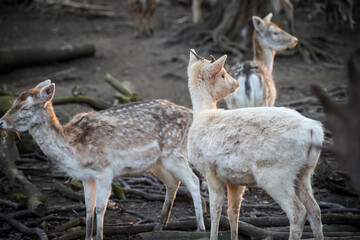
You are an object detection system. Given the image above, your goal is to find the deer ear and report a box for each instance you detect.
[40,83,55,103]
[189,49,199,66]
[252,16,266,33]
[263,12,273,22]
[207,55,227,75]
[35,79,51,89]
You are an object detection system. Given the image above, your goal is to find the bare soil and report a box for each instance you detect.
[0,1,360,239]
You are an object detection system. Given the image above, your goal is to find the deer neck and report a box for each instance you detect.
[29,103,68,164]
[189,85,217,117]
[253,33,275,74]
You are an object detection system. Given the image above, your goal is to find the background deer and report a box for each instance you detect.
[225,13,298,109]
[128,0,160,37]
[187,49,324,240]
[0,80,205,240]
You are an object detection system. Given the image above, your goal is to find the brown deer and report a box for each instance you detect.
[0,80,205,240]
[225,13,298,109]
[187,49,324,240]
[128,0,160,37]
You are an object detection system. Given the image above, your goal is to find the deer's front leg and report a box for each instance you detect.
[83,180,96,240]
[95,176,112,240]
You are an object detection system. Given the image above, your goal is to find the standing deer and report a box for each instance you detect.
[225,13,298,109]
[128,0,160,37]
[187,49,324,240]
[0,80,205,240]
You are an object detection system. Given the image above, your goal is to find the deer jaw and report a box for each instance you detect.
[252,13,298,73]
[187,50,240,116]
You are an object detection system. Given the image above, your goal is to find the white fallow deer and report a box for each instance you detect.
[0,80,205,240]
[225,13,298,109]
[187,49,324,240]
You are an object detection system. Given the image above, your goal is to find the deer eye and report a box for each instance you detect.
[21,107,30,112]
[273,31,279,36]
[221,72,225,78]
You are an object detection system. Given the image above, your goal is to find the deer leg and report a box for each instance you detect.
[151,165,180,231]
[162,156,205,231]
[297,171,323,240]
[227,184,245,240]
[258,174,307,240]
[148,8,156,35]
[207,175,225,240]
[83,180,96,240]
[94,177,112,240]
[142,14,151,36]
[135,14,142,38]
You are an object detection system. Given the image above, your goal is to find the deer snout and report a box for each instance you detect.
[292,37,298,46]
[0,120,3,128]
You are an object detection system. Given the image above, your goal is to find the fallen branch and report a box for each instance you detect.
[105,73,142,104]
[50,217,84,234]
[53,95,110,110]
[0,199,20,209]
[54,182,84,201]
[238,214,360,227]
[0,213,48,240]
[0,43,95,73]
[33,0,116,17]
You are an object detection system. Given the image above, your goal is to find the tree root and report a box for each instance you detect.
[0,213,48,240]
[0,132,46,217]
[279,37,336,64]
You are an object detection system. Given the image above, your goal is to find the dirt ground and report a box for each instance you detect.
[0,1,360,240]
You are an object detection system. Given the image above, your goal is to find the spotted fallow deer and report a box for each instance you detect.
[0,80,205,240]
[225,13,298,109]
[128,0,160,37]
[187,49,324,240]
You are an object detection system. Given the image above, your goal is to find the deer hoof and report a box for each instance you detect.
[153,222,164,231]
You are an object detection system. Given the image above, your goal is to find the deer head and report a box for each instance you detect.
[0,80,55,132]
[252,13,298,51]
[188,49,240,102]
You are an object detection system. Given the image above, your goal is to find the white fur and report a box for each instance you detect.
[187,51,324,240]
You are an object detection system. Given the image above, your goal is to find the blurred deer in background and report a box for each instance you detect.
[0,80,205,240]
[270,0,295,33]
[225,13,298,109]
[325,0,354,31]
[128,0,160,37]
[187,49,324,240]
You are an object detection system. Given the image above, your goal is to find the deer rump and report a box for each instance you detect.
[188,107,323,186]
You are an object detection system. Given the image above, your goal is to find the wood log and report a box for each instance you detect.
[54,182,84,201]
[238,214,360,227]
[136,231,239,240]
[33,0,116,17]
[0,43,95,73]
[0,132,46,216]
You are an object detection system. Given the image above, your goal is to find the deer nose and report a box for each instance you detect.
[0,121,3,128]
[293,37,298,46]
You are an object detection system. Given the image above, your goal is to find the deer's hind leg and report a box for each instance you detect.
[94,175,112,240]
[151,165,180,231]
[83,180,96,240]
[161,155,205,231]
[227,184,246,240]
[296,169,323,240]
[257,172,307,240]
